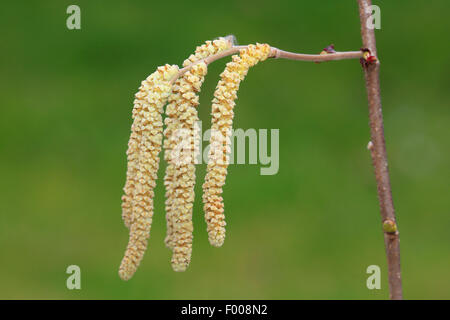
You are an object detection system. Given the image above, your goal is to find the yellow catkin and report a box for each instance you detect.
[163,38,232,255]
[119,64,179,281]
[165,62,207,272]
[202,44,271,247]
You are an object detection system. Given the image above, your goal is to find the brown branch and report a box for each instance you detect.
[271,48,362,62]
[173,45,363,83]
[358,0,403,300]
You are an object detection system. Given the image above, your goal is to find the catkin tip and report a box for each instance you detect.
[209,237,225,248]
[172,263,188,272]
[118,269,132,281]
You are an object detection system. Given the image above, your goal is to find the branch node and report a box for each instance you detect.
[322,44,336,54]
[360,47,378,69]
[315,44,336,64]
[382,219,398,234]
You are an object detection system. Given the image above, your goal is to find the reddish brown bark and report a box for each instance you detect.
[358,0,403,300]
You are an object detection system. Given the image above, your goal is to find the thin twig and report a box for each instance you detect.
[358,0,403,300]
[173,45,363,83]
[271,48,362,62]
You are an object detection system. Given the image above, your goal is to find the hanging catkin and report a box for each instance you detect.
[166,62,207,271]
[202,44,271,247]
[164,38,233,251]
[163,39,232,271]
[119,64,179,281]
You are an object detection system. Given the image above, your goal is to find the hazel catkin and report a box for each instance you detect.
[202,43,271,247]
[119,64,179,281]
[163,38,233,272]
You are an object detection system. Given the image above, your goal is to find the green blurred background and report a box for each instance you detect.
[0,1,448,299]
